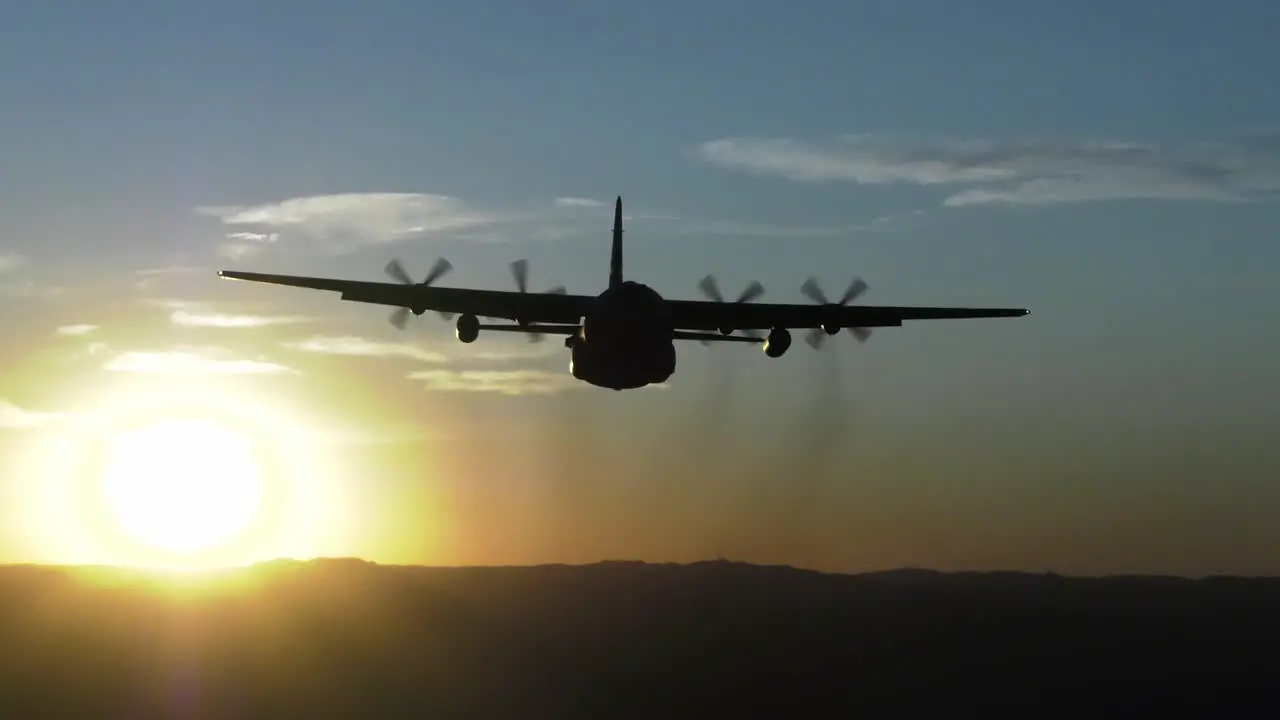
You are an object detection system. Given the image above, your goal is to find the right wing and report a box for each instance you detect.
[666,297,1029,332]
[217,271,593,324]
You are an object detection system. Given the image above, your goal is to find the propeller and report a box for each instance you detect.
[800,276,872,349]
[697,274,766,344]
[510,258,567,342]
[385,257,454,330]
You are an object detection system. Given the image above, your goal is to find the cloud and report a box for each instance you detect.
[0,400,61,429]
[170,310,313,328]
[466,345,563,363]
[408,368,581,396]
[695,134,1280,207]
[134,266,209,293]
[56,324,98,336]
[104,347,296,376]
[196,193,499,250]
[554,197,606,208]
[280,334,560,366]
[281,335,448,364]
[0,275,62,299]
[226,231,280,243]
[218,231,280,261]
[0,253,25,273]
[278,333,630,394]
[218,243,263,261]
[667,215,922,238]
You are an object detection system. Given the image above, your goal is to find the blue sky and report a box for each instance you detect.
[1,1,1278,575]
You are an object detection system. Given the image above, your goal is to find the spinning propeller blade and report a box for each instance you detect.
[697,274,766,345]
[510,259,568,342]
[800,276,872,349]
[383,257,454,329]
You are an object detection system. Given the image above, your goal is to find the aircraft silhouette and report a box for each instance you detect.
[218,197,1028,391]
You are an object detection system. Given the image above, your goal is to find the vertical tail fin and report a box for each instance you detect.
[609,196,623,289]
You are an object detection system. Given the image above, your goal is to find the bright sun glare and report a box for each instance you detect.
[99,418,265,556]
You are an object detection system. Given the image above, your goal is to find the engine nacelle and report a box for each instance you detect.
[455,314,479,343]
[762,327,791,358]
[821,321,840,335]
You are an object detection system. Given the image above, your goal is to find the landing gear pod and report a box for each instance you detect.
[456,314,479,343]
[763,327,791,358]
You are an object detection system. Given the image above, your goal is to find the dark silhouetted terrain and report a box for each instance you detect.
[1,559,1277,717]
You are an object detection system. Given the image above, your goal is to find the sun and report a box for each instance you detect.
[98,417,265,557]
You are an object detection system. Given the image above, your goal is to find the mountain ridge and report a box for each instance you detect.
[2,557,1276,715]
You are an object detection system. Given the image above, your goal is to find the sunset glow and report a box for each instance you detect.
[98,417,264,556]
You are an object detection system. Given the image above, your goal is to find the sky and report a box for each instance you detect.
[1,0,1278,576]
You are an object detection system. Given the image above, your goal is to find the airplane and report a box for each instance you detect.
[218,196,1028,391]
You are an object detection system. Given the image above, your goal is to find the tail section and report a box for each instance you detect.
[609,196,623,289]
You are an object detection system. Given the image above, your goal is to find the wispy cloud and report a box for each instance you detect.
[0,273,62,299]
[0,400,61,429]
[695,134,1280,207]
[104,347,296,376]
[134,266,209,293]
[466,344,563,363]
[217,230,280,261]
[279,333,613,394]
[666,213,923,238]
[56,324,98,336]
[226,231,280,243]
[280,333,560,366]
[170,310,313,328]
[196,193,500,251]
[408,368,581,396]
[553,197,606,208]
[198,189,859,250]
[551,197,884,240]
[0,253,26,273]
[281,335,448,364]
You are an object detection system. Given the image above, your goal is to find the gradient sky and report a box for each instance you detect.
[2,1,1278,576]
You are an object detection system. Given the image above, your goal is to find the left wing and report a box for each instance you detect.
[666,298,1028,332]
[217,271,592,324]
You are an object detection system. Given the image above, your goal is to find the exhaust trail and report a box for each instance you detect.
[725,345,858,566]
[661,346,745,558]
[535,384,615,562]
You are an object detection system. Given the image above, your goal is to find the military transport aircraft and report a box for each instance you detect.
[218,197,1028,391]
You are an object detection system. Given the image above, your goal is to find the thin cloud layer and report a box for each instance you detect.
[134,266,211,294]
[0,253,25,273]
[408,368,581,396]
[196,193,499,250]
[696,134,1280,207]
[0,278,62,299]
[0,400,61,429]
[104,348,296,376]
[281,335,448,364]
[554,197,606,208]
[170,310,313,328]
[219,230,280,259]
[667,214,922,238]
[56,324,98,336]
[280,333,572,394]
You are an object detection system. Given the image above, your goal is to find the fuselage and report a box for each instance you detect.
[568,280,675,390]
[449,196,786,390]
